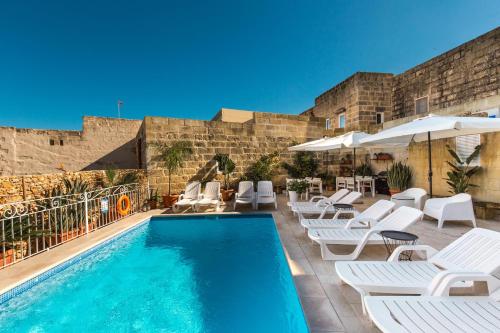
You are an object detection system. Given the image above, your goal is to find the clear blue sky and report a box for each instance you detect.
[0,1,498,130]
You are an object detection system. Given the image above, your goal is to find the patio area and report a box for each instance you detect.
[271,192,500,333]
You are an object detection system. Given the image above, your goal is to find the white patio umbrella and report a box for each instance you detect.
[359,114,500,196]
[288,137,329,151]
[289,131,373,181]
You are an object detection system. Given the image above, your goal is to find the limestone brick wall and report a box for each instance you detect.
[302,72,393,131]
[0,116,142,176]
[392,27,499,119]
[141,113,326,194]
[0,169,147,204]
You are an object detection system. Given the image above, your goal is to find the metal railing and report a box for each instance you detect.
[0,183,148,269]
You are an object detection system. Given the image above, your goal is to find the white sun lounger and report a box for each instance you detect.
[233,181,255,210]
[293,191,362,219]
[193,181,221,212]
[335,228,500,308]
[255,181,277,209]
[172,181,201,212]
[308,206,423,261]
[287,189,349,209]
[301,199,395,230]
[365,273,500,333]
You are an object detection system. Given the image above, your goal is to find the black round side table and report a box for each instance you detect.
[332,203,355,210]
[379,230,418,261]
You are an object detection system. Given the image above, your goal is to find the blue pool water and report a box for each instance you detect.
[0,214,309,332]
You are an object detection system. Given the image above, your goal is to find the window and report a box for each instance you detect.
[59,140,64,146]
[376,112,384,124]
[325,118,332,130]
[338,113,345,128]
[49,139,55,146]
[415,96,429,115]
[456,134,481,166]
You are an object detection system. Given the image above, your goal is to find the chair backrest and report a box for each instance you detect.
[400,187,427,208]
[338,191,362,204]
[328,189,349,202]
[450,193,472,203]
[237,181,254,198]
[430,228,500,273]
[372,206,423,231]
[203,182,220,200]
[257,181,273,196]
[184,181,201,199]
[337,177,346,185]
[358,200,395,221]
[346,178,355,185]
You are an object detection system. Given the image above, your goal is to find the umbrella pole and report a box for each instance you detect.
[427,131,433,198]
[353,148,356,185]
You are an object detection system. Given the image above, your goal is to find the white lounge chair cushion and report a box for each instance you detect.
[365,296,500,333]
[336,261,442,294]
[301,218,356,229]
[308,228,384,245]
[175,198,197,206]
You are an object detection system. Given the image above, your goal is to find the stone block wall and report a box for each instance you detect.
[141,113,326,195]
[302,72,393,131]
[392,27,499,119]
[0,169,147,204]
[0,117,142,176]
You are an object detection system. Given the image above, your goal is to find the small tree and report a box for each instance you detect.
[214,153,236,189]
[246,152,281,183]
[282,151,319,178]
[155,141,193,195]
[444,144,482,194]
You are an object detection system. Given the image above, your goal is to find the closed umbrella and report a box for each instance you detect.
[359,114,500,196]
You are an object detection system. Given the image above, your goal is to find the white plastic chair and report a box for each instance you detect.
[308,177,323,195]
[255,181,277,210]
[233,181,255,210]
[308,206,423,261]
[193,181,221,212]
[336,177,346,190]
[335,228,500,312]
[423,193,476,228]
[346,177,355,191]
[301,199,395,230]
[365,273,500,333]
[391,187,427,210]
[172,181,201,212]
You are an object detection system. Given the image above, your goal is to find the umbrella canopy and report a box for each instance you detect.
[360,114,500,146]
[300,131,372,151]
[360,114,500,196]
[288,137,329,151]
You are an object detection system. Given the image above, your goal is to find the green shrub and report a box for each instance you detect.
[282,151,319,178]
[387,161,412,191]
[444,144,482,194]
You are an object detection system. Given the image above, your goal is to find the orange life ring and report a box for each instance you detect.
[117,195,131,216]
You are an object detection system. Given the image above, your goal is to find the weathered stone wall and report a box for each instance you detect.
[392,27,499,119]
[302,72,394,131]
[141,113,326,194]
[0,169,147,204]
[0,117,142,176]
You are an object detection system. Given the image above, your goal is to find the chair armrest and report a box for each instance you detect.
[309,195,327,202]
[178,194,185,200]
[388,245,438,262]
[426,271,500,297]
[345,216,376,229]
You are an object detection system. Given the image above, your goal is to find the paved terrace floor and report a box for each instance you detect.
[1,193,499,332]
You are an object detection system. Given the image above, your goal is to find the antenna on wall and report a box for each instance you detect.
[117,100,124,118]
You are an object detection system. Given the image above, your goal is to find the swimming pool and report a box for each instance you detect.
[0,214,309,332]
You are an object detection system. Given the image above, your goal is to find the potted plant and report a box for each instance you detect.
[444,144,482,194]
[155,141,193,207]
[214,153,236,201]
[148,188,160,209]
[287,179,309,203]
[387,161,412,195]
[282,150,319,178]
[245,152,281,184]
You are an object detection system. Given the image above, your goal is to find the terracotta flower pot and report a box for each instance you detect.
[221,189,235,202]
[148,199,158,210]
[162,194,179,208]
[389,188,401,196]
[0,249,14,266]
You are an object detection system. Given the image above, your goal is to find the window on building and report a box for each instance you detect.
[325,118,331,130]
[49,139,55,146]
[59,140,64,146]
[415,96,429,115]
[376,111,384,124]
[338,113,345,128]
[456,134,481,166]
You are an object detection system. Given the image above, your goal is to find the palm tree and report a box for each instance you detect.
[155,141,193,195]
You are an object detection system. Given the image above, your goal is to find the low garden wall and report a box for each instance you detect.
[0,169,147,204]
